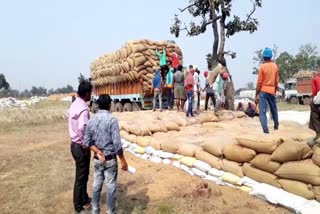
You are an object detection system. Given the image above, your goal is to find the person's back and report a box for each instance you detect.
[257,62,279,95]
[255,47,279,134]
[174,70,184,88]
[85,94,128,214]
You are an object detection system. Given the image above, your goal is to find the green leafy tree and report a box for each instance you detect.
[171,0,262,110]
[294,44,320,71]
[0,73,10,90]
[78,73,90,84]
[275,52,296,84]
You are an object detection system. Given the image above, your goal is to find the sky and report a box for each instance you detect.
[1,0,319,91]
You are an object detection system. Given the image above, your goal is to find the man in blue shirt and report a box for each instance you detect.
[152,69,163,111]
[84,94,128,214]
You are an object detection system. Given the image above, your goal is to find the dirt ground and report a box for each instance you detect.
[0,121,291,214]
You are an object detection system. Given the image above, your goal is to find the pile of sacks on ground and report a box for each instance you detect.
[116,110,320,204]
[0,96,47,109]
[90,39,183,92]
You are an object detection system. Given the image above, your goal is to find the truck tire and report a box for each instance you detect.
[303,97,311,105]
[110,102,116,112]
[290,97,298,104]
[132,102,143,111]
[123,103,133,112]
[115,102,123,112]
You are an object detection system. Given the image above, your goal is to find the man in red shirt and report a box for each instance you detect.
[167,51,180,70]
[184,68,195,117]
[255,47,279,134]
[308,72,320,147]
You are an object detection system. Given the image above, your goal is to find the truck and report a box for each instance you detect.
[89,39,183,112]
[284,71,317,105]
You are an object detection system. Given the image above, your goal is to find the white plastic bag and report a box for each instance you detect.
[149,156,162,163]
[193,160,212,173]
[162,159,172,165]
[172,161,181,168]
[238,176,260,188]
[208,168,224,178]
[145,146,156,155]
[191,167,207,178]
[204,175,219,183]
[158,151,175,159]
[180,164,194,176]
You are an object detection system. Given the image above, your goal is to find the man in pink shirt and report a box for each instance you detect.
[67,81,93,213]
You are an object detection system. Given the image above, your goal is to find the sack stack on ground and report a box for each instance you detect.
[116,111,319,201]
[90,39,183,93]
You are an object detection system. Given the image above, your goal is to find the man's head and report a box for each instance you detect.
[189,65,193,69]
[177,65,183,71]
[78,81,92,102]
[97,94,112,111]
[263,47,273,61]
[204,71,209,77]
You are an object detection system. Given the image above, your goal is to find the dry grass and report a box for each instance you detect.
[277,101,310,111]
[0,101,70,132]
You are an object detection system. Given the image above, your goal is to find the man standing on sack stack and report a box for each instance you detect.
[255,47,279,134]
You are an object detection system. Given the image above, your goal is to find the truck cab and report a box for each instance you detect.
[284,78,298,104]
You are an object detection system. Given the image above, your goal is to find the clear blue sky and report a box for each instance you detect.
[1,0,319,91]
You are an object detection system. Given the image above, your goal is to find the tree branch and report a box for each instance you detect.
[179,3,196,12]
[245,0,257,24]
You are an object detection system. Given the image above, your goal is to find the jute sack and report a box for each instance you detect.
[313,186,320,202]
[313,147,320,167]
[275,159,320,186]
[278,179,315,200]
[195,150,222,169]
[161,140,183,153]
[136,136,152,147]
[120,130,131,141]
[149,122,168,133]
[162,120,181,131]
[128,124,151,136]
[202,135,237,157]
[221,159,244,177]
[236,135,282,154]
[250,154,281,174]
[127,134,137,144]
[242,163,281,188]
[133,55,146,67]
[223,144,256,163]
[149,137,162,150]
[271,141,313,163]
[177,144,203,157]
[234,111,246,118]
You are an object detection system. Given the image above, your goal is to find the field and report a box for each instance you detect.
[0,101,291,214]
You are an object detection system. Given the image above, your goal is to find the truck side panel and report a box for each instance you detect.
[297,79,312,94]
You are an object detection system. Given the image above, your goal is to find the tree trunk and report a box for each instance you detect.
[219,0,235,111]
[210,0,219,66]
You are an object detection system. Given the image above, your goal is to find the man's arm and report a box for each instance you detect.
[155,49,160,57]
[111,118,128,171]
[77,109,89,146]
[84,120,105,163]
[255,67,263,103]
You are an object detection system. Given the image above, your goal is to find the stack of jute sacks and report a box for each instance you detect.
[90,39,183,92]
[116,111,320,201]
[293,70,317,79]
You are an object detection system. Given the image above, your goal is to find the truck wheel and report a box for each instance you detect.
[290,97,298,104]
[123,103,133,112]
[110,102,116,112]
[132,103,142,111]
[115,102,123,112]
[303,97,311,105]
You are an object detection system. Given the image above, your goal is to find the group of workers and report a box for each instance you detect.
[153,47,230,116]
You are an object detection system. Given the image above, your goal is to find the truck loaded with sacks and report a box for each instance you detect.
[90,39,183,112]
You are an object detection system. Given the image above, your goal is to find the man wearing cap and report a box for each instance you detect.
[255,47,279,134]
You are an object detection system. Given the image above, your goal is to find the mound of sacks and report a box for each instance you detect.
[117,110,320,202]
[90,39,183,92]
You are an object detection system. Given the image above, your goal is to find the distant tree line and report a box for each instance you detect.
[253,43,320,84]
[0,73,77,98]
